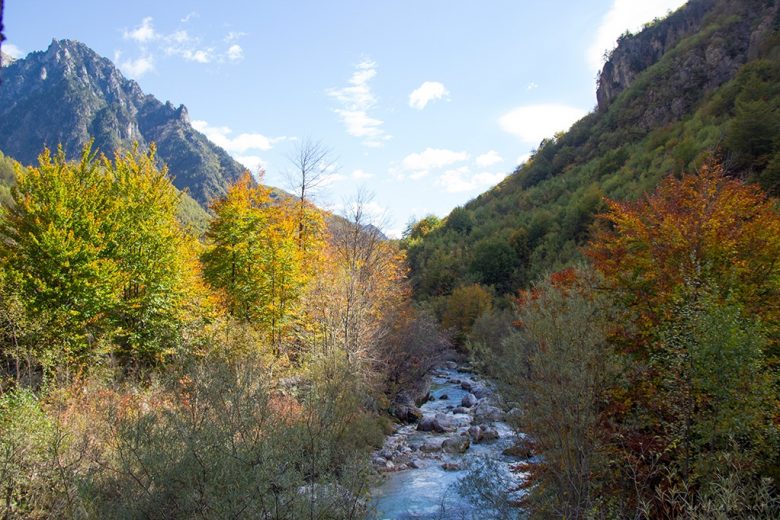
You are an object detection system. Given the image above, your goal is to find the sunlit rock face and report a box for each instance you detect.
[596,0,778,129]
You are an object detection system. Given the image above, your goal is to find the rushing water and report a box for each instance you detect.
[370,365,525,519]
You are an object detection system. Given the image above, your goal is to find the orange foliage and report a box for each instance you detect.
[586,163,780,348]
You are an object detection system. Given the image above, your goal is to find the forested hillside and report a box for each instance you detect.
[406,0,780,300]
[401,1,780,517]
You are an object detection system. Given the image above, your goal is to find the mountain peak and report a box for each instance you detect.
[0,39,247,205]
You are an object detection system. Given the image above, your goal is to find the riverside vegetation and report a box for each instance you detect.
[0,143,446,519]
[2,0,780,518]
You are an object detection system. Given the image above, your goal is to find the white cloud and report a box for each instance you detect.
[181,12,199,23]
[224,31,247,42]
[114,50,154,78]
[587,0,686,72]
[227,45,243,61]
[401,148,469,179]
[235,155,267,174]
[437,166,506,193]
[352,169,373,179]
[122,17,246,68]
[192,120,283,157]
[475,150,503,168]
[179,48,212,63]
[527,82,539,91]
[408,81,450,110]
[124,17,157,43]
[321,173,348,187]
[2,43,24,59]
[327,59,391,147]
[499,104,586,145]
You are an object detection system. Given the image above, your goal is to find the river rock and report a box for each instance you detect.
[409,458,424,469]
[441,462,461,471]
[417,416,436,432]
[441,436,470,454]
[460,380,474,391]
[471,383,492,399]
[439,393,449,400]
[433,413,456,432]
[443,361,458,370]
[467,425,499,443]
[503,444,533,459]
[480,427,499,442]
[473,401,505,423]
[461,393,477,407]
[420,440,442,453]
[453,406,469,414]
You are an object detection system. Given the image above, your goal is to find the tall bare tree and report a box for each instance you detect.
[286,138,336,252]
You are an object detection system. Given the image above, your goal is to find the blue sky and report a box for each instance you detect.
[4,0,685,236]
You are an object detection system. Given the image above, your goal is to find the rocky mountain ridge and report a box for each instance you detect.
[0,39,246,205]
[596,0,779,128]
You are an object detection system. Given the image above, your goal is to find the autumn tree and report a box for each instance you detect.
[587,162,780,353]
[441,283,493,344]
[304,191,407,366]
[107,147,188,364]
[497,267,617,518]
[585,162,780,515]
[202,173,309,353]
[0,144,190,375]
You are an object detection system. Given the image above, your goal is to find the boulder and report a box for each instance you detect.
[441,436,470,454]
[439,393,449,400]
[503,442,533,459]
[433,413,456,433]
[473,402,504,423]
[480,427,500,442]
[471,384,492,399]
[441,462,461,471]
[460,380,474,391]
[452,406,470,414]
[417,416,436,432]
[420,440,442,453]
[461,393,477,408]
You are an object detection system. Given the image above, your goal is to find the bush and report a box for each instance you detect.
[86,354,373,519]
[0,389,80,518]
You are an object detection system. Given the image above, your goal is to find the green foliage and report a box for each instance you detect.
[0,143,190,374]
[0,389,74,519]
[488,268,617,518]
[469,238,517,292]
[656,290,777,483]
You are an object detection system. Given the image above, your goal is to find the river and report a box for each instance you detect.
[369,363,527,519]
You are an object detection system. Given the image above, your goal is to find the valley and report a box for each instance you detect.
[0,0,779,518]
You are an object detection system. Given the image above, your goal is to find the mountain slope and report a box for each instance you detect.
[0,39,246,205]
[407,0,780,300]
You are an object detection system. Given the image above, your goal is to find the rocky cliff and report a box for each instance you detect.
[596,0,779,128]
[0,39,246,205]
